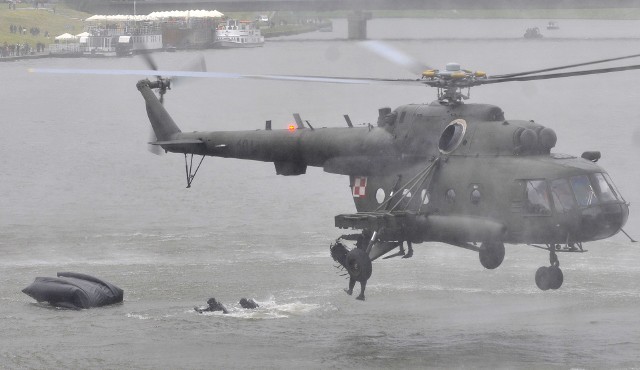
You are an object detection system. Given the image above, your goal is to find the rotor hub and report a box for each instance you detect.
[421,64,487,103]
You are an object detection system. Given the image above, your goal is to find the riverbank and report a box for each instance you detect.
[4,5,640,60]
[262,22,332,38]
[0,3,87,57]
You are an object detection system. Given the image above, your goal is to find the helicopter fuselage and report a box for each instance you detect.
[140,79,628,248]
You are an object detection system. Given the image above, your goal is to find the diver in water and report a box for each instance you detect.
[239,298,259,309]
[194,297,229,314]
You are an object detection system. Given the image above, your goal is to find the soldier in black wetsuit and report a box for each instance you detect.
[239,298,259,309]
[194,297,229,314]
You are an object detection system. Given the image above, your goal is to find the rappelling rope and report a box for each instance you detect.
[374,157,440,212]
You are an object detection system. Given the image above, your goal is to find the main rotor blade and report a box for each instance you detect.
[140,51,159,72]
[492,52,640,79]
[29,67,422,86]
[482,63,640,84]
[360,40,431,75]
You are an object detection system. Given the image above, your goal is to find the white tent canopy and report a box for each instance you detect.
[55,33,77,41]
[147,10,224,19]
[86,10,223,22]
[75,31,91,37]
[85,14,151,22]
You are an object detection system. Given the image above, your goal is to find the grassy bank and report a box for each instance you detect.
[0,3,87,47]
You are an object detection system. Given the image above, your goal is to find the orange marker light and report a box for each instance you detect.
[288,124,296,132]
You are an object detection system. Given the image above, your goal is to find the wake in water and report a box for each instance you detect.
[191,297,322,320]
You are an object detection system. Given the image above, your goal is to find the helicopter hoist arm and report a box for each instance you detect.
[333,157,440,261]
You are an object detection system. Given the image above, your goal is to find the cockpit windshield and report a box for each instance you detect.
[521,173,623,215]
[550,179,576,213]
[593,173,617,203]
[570,175,598,207]
[525,180,551,215]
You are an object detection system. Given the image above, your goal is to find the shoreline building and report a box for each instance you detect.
[50,10,224,56]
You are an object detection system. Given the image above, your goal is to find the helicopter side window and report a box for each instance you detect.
[592,173,617,203]
[550,179,576,213]
[446,189,456,204]
[570,175,598,207]
[525,180,551,215]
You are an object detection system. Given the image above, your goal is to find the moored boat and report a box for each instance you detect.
[213,19,264,48]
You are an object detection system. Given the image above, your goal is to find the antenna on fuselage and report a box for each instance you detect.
[343,114,354,128]
[293,113,305,129]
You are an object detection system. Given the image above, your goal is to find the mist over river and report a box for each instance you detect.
[1,18,640,368]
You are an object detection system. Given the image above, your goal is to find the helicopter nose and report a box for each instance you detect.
[577,202,629,241]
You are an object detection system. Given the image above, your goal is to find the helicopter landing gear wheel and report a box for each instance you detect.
[535,265,563,290]
[547,265,563,290]
[535,248,564,291]
[535,266,550,290]
[479,241,505,269]
[344,248,372,301]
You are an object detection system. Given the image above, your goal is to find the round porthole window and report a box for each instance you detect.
[471,189,481,204]
[421,189,430,205]
[446,189,456,203]
[439,119,467,154]
[376,188,386,204]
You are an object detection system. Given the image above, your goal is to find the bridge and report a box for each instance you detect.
[65,0,640,39]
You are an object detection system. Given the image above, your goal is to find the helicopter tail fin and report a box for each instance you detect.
[137,79,181,141]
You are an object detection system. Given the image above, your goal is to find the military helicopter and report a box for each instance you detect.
[32,43,639,300]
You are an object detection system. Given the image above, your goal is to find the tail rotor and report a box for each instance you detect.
[141,52,207,155]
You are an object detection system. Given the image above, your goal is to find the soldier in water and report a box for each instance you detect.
[194,297,229,314]
[239,298,259,309]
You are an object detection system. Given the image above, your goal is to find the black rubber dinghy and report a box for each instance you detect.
[22,272,124,309]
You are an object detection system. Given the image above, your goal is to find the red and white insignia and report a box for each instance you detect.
[352,177,367,198]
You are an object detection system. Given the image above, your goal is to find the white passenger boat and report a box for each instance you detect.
[80,17,163,56]
[213,19,264,48]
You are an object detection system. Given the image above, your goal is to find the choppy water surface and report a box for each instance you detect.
[2,18,640,369]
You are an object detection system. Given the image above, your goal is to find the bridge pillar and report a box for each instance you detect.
[347,11,372,40]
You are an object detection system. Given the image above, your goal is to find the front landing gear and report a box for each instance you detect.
[534,248,564,290]
[535,265,563,290]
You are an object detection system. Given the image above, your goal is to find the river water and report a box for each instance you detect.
[2,18,640,369]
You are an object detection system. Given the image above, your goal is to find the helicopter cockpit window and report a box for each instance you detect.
[550,179,576,213]
[525,180,551,215]
[592,173,618,203]
[439,119,467,154]
[603,172,625,202]
[570,175,598,207]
